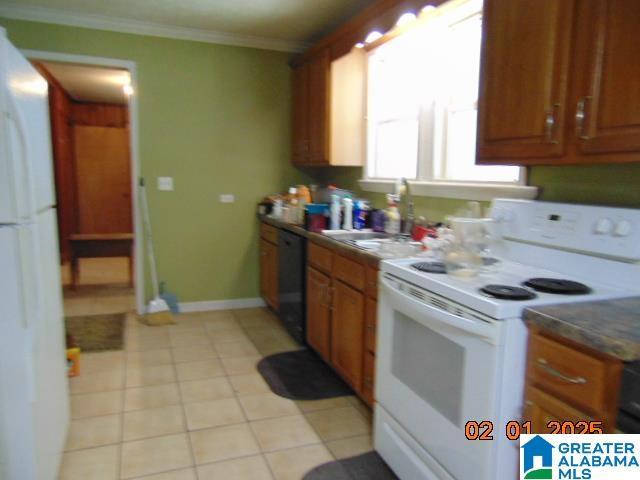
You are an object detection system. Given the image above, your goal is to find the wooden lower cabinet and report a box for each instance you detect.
[365,298,377,354]
[525,387,592,434]
[523,329,622,432]
[306,267,332,362]
[331,279,365,390]
[362,352,376,406]
[259,238,278,311]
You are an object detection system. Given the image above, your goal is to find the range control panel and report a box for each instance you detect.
[490,199,640,262]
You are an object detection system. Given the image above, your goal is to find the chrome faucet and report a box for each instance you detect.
[399,177,415,237]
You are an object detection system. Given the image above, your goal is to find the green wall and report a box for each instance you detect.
[0,17,308,302]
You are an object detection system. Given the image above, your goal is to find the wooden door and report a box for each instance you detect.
[331,279,364,389]
[477,0,575,163]
[362,352,376,406]
[570,0,640,160]
[260,240,279,311]
[307,49,331,165]
[292,63,309,165]
[365,298,377,355]
[74,126,132,233]
[306,267,332,361]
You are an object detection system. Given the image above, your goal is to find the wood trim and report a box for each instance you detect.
[294,0,444,65]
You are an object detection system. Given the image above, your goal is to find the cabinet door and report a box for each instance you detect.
[524,387,593,434]
[306,267,331,361]
[362,352,376,407]
[477,0,575,163]
[571,0,640,159]
[365,298,377,355]
[307,49,331,165]
[291,63,309,165]
[331,280,364,389]
[259,239,269,300]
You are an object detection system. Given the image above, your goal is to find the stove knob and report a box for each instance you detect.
[614,220,633,237]
[594,218,613,235]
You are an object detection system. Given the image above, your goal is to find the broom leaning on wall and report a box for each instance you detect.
[138,177,175,325]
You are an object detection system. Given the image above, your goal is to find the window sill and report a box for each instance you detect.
[358,179,539,201]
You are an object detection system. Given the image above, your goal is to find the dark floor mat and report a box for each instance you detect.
[304,452,399,480]
[257,349,353,400]
[65,313,126,351]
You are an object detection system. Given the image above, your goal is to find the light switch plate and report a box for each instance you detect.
[157,177,174,191]
[219,194,235,203]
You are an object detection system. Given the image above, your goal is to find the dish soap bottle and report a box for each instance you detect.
[342,197,353,231]
[384,194,401,234]
[330,194,341,230]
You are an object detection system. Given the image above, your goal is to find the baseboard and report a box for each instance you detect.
[178,297,266,313]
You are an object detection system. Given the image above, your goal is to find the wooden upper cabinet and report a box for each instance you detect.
[477,0,575,163]
[570,0,640,159]
[292,63,309,165]
[291,49,331,166]
[307,49,331,165]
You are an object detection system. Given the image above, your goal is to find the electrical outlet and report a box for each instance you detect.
[219,194,235,203]
[157,177,174,191]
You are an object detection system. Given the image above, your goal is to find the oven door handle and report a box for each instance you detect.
[380,277,499,343]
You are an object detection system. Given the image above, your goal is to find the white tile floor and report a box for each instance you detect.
[61,308,373,479]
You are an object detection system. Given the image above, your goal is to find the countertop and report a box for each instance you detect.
[524,297,640,361]
[259,215,381,267]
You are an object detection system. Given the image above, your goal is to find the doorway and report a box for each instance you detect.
[25,52,144,316]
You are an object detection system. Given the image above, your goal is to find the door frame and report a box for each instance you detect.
[21,49,145,315]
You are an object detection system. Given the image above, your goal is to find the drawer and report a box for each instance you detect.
[365,297,377,354]
[362,352,376,406]
[308,242,332,273]
[527,333,616,415]
[260,223,278,244]
[333,254,365,291]
[365,266,379,299]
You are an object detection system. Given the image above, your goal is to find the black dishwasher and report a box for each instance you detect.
[277,230,306,344]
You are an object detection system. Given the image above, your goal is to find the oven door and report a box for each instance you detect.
[376,274,504,480]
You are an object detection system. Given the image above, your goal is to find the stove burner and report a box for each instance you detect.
[480,285,537,301]
[411,262,447,274]
[524,278,591,295]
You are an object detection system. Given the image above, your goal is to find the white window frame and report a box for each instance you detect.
[360,0,538,201]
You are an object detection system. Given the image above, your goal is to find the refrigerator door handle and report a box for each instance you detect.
[16,226,40,329]
[6,91,35,220]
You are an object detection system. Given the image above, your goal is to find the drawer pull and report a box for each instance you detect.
[536,358,587,385]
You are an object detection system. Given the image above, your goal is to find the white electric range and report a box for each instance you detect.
[374,199,640,480]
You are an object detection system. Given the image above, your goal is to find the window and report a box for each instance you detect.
[366,0,522,186]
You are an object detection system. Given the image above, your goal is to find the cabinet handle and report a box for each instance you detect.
[366,324,375,331]
[536,358,587,385]
[544,103,561,144]
[364,377,373,389]
[575,96,592,139]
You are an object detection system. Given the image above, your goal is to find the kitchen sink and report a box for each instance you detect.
[321,231,392,241]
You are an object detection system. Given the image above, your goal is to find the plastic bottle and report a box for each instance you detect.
[330,194,341,230]
[342,197,353,231]
[353,199,370,230]
[384,194,401,234]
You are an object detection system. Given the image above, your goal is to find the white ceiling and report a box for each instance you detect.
[0,0,378,51]
[41,62,131,104]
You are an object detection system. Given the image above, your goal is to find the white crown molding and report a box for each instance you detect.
[179,297,266,313]
[0,2,308,53]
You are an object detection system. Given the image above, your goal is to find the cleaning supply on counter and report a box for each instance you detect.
[305,203,329,232]
[384,194,401,234]
[342,197,353,231]
[353,199,370,230]
[371,209,386,232]
[330,194,341,230]
[272,199,284,219]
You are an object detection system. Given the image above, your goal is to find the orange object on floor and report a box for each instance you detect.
[66,348,81,377]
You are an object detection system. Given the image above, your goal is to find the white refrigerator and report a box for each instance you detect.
[0,28,70,480]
